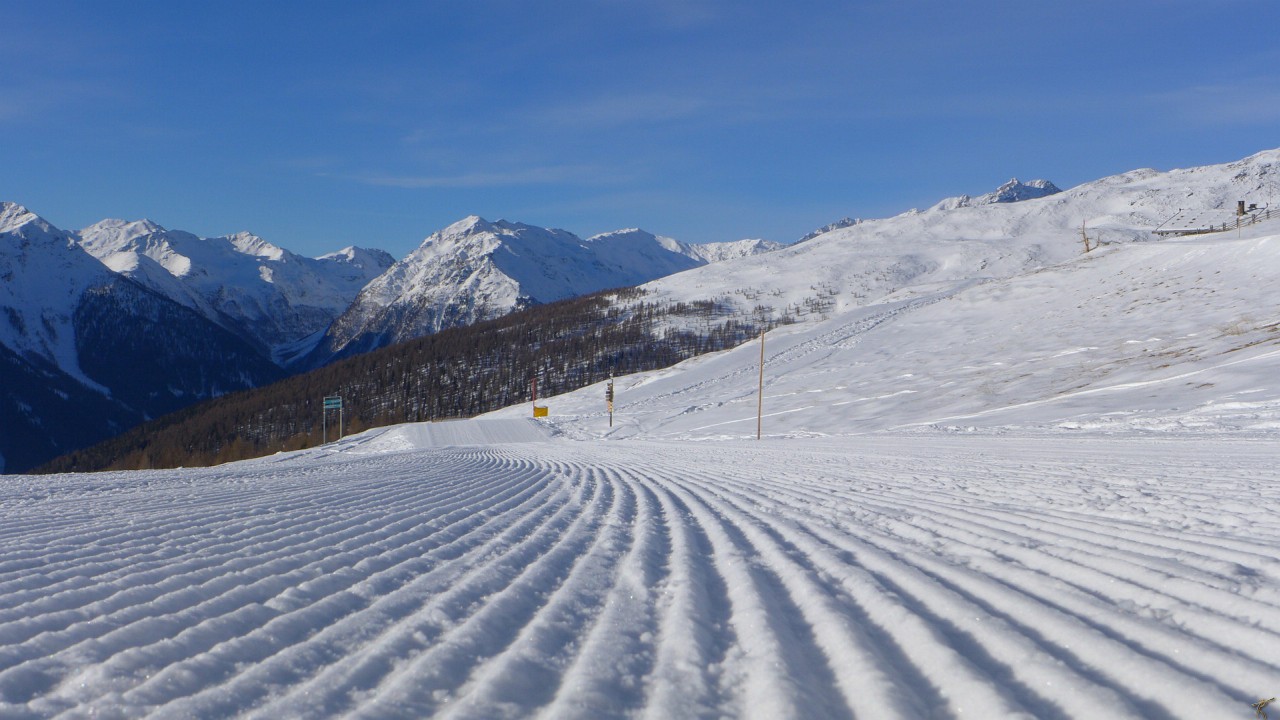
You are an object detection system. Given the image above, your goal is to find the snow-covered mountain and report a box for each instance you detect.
[683,236,784,262]
[0,203,282,472]
[931,177,1062,211]
[626,151,1277,336]
[77,219,393,358]
[307,216,780,364]
[797,217,861,243]
[508,149,1280,439]
[0,202,117,390]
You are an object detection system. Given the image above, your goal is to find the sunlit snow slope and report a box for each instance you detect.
[506,150,1280,441]
[1,428,1277,718]
[505,223,1280,441]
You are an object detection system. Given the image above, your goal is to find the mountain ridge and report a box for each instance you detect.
[0,203,283,471]
[76,218,394,354]
[304,215,781,365]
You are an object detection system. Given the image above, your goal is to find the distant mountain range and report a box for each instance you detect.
[0,203,283,472]
[307,217,781,364]
[37,148,1280,474]
[14,147,1273,473]
[0,206,779,471]
[77,218,395,361]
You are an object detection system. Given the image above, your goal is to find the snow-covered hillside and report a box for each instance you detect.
[77,218,393,355]
[491,151,1280,440]
[309,216,780,363]
[624,149,1279,339]
[496,222,1280,441]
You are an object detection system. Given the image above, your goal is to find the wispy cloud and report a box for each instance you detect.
[0,80,123,123]
[343,164,624,189]
[531,93,712,129]
[1148,79,1280,126]
[603,0,724,30]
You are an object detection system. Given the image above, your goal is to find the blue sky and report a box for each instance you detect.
[3,1,1279,258]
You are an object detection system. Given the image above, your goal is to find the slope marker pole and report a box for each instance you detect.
[757,329,765,440]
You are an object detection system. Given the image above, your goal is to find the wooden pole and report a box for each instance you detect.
[757,329,765,440]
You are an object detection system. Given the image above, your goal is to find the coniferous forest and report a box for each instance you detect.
[38,288,789,473]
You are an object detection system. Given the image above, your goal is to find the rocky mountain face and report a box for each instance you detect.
[931,178,1063,211]
[77,219,393,358]
[0,203,282,472]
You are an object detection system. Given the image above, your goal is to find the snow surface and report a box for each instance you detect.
[5,152,1280,718]
[2,425,1277,718]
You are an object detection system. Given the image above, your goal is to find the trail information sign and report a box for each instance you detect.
[322,395,343,442]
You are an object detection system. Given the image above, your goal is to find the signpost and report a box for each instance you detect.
[322,395,343,443]
[531,378,548,418]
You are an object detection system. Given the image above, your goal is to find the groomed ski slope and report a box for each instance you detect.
[2,422,1278,719]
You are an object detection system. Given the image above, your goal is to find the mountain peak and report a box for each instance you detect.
[83,217,167,236]
[932,177,1062,211]
[0,202,79,248]
[442,215,494,235]
[586,228,658,244]
[798,218,861,243]
[225,231,287,261]
[986,178,1061,204]
[319,245,395,268]
[0,201,39,234]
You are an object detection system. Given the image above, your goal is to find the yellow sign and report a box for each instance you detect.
[533,406,549,418]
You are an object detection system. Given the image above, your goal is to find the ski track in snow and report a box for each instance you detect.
[2,434,1278,719]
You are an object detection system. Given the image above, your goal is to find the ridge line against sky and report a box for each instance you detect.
[3,0,1279,258]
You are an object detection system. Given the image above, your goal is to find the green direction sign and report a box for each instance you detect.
[323,396,342,409]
